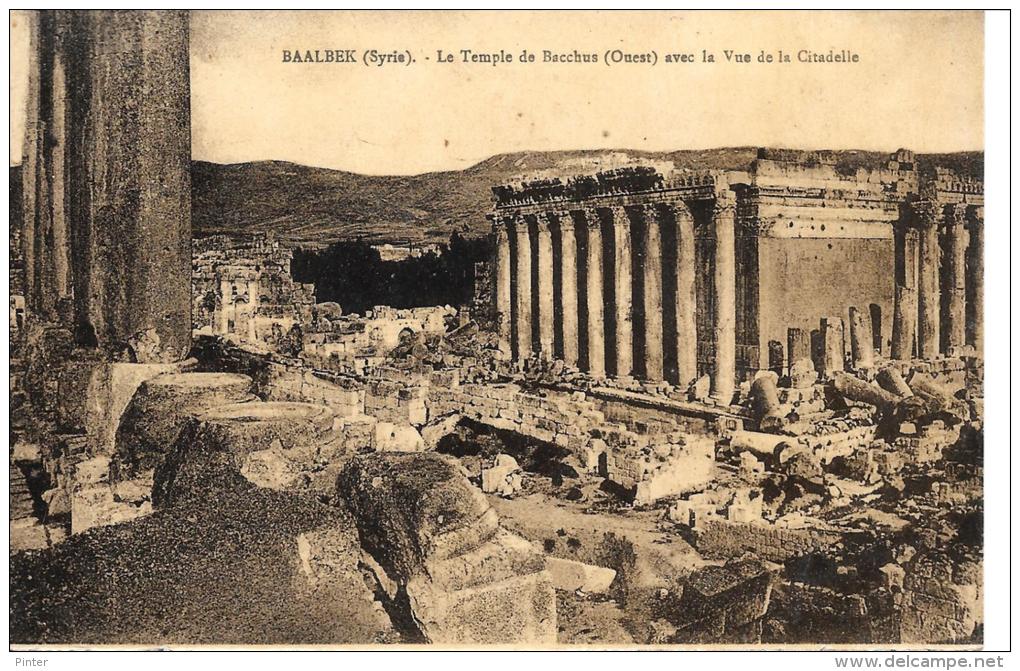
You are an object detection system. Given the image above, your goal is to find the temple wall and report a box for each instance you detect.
[752,237,895,371]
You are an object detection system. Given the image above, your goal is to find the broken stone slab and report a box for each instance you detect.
[336,452,556,644]
[113,372,254,479]
[406,563,556,645]
[337,452,499,580]
[672,559,775,644]
[420,413,462,450]
[71,485,153,534]
[291,526,396,640]
[739,451,765,476]
[544,556,616,594]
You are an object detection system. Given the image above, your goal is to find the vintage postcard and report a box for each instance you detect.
[7,8,1002,657]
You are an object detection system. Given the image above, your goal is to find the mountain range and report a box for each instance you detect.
[191,148,982,248]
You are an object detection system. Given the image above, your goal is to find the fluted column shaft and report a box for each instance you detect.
[944,204,968,353]
[612,207,634,378]
[891,220,918,360]
[642,206,664,381]
[556,213,579,367]
[495,224,512,355]
[674,202,698,386]
[711,197,736,403]
[965,207,983,353]
[585,213,605,377]
[916,202,941,359]
[514,217,533,360]
[536,217,555,358]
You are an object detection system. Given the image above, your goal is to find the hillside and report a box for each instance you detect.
[191,148,982,247]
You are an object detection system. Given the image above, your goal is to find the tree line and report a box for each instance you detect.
[291,232,491,315]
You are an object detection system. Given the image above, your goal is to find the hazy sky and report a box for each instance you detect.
[10,10,984,175]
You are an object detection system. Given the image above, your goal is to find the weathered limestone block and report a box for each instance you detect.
[602,437,716,505]
[153,400,338,505]
[671,559,775,644]
[336,453,556,644]
[113,372,254,478]
[372,421,425,452]
[481,454,523,496]
[544,556,617,594]
[70,484,152,534]
[295,526,394,634]
[421,413,463,450]
[84,362,181,457]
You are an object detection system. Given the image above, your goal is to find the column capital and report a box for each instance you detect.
[712,196,737,218]
[911,199,942,228]
[946,202,968,227]
[670,199,695,221]
[966,204,984,225]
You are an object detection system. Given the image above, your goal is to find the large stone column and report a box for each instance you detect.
[555,212,579,367]
[943,204,968,354]
[891,219,918,360]
[674,201,698,387]
[536,216,555,359]
[42,10,191,362]
[711,197,737,403]
[965,206,983,353]
[494,222,512,355]
[584,212,605,378]
[612,207,634,378]
[642,205,664,381]
[21,11,74,324]
[915,201,941,360]
[514,216,533,361]
[217,278,231,335]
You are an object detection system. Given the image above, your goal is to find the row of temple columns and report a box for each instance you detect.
[495,197,738,402]
[891,201,983,360]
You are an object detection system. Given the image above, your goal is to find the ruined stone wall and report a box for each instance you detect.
[696,517,846,563]
[192,233,315,345]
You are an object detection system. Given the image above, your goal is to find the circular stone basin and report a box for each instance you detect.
[199,399,338,436]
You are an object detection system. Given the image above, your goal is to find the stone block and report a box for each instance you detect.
[545,556,616,594]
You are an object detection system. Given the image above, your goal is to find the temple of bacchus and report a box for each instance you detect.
[490,149,983,401]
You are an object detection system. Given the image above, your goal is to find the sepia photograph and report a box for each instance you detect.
[5,7,1010,659]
